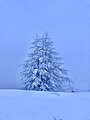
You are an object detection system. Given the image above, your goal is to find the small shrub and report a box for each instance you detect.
[53,117,63,120]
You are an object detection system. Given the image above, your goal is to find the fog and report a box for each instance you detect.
[0,0,90,91]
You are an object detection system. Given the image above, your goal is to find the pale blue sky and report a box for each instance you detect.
[0,0,90,91]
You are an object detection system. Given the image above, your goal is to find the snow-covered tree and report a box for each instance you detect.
[20,33,71,91]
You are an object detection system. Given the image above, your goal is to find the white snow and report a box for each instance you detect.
[0,90,90,120]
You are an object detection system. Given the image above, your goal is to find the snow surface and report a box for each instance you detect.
[0,90,90,120]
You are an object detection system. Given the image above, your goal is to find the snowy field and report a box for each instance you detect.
[0,90,90,120]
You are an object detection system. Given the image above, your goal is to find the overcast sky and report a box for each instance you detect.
[0,0,90,91]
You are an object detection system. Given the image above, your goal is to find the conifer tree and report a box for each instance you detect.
[21,33,71,91]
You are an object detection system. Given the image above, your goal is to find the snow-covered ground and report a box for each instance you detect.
[0,90,90,120]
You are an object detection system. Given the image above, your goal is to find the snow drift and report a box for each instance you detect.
[0,90,90,120]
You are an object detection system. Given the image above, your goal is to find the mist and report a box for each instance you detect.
[0,0,90,91]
